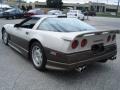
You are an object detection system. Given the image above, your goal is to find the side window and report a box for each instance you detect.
[38,19,55,31]
[20,10,23,13]
[16,10,19,13]
[37,18,62,32]
[19,17,40,29]
[11,10,15,14]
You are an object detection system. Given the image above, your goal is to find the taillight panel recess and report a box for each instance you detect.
[107,35,111,42]
[71,40,79,49]
[81,39,88,47]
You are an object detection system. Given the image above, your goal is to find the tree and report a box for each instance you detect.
[46,0,63,9]
[90,6,95,11]
[21,5,26,12]
[116,0,120,16]
[26,5,32,11]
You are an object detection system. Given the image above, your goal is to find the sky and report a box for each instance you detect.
[25,0,118,5]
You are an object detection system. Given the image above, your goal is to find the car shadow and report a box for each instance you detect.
[41,63,112,81]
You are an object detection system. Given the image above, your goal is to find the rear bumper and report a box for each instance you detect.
[24,15,31,18]
[45,44,117,69]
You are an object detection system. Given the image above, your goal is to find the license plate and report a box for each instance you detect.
[91,43,104,53]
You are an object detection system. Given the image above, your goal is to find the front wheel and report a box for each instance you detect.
[2,30,8,45]
[81,17,85,21]
[30,42,47,71]
[6,17,9,19]
[12,16,16,19]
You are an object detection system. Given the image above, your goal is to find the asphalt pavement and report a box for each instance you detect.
[0,17,120,90]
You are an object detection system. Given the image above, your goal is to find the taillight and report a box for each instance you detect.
[31,13,35,15]
[28,13,35,16]
[71,40,79,49]
[112,35,116,41]
[81,39,87,47]
[107,35,111,42]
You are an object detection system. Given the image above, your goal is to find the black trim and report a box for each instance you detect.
[44,44,117,66]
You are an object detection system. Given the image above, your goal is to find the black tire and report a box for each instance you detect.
[6,17,9,20]
[2,30,8,45]
[30,41,47,71]
[98,59,108,63]
[12,16,16,19]
[81,17,85,21]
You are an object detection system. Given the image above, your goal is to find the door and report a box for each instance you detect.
[9,17,40,52]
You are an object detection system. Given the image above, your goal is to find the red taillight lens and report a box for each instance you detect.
[81,39,87,47]
[107,35,111,42]
[31,13,35,15]
[112,35,116,41]
[28,13,35,16]
[71,40,79,49]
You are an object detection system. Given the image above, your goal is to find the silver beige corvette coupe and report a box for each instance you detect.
[1,15,120,71]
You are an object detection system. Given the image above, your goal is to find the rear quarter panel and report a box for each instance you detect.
[29,30,71,53]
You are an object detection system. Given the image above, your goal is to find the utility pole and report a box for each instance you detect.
[1,0,3,12]
[116,0,120,16]
[97,0,98,3]
[18,0,21,8]
[96,0,99,12]
[107,0,108,4]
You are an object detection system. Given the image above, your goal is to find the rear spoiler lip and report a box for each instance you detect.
[77,29,120,37]
[62,29,120,41]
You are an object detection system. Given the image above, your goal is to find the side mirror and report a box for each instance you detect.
[14,24,20,28]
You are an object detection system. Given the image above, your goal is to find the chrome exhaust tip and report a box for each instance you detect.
[110,56,116,60]
[76,65,87,72]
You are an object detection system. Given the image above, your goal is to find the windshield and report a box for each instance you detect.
[38,18,96,32]
[5,8,15,12]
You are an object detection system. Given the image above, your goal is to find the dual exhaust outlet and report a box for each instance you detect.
[109,56,116,60]
[76,56,116,72]
[76,65,87,72]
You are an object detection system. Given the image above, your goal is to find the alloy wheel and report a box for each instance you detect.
[32,45,43,67]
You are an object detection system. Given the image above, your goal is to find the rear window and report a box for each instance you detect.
[38,18,96,32]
